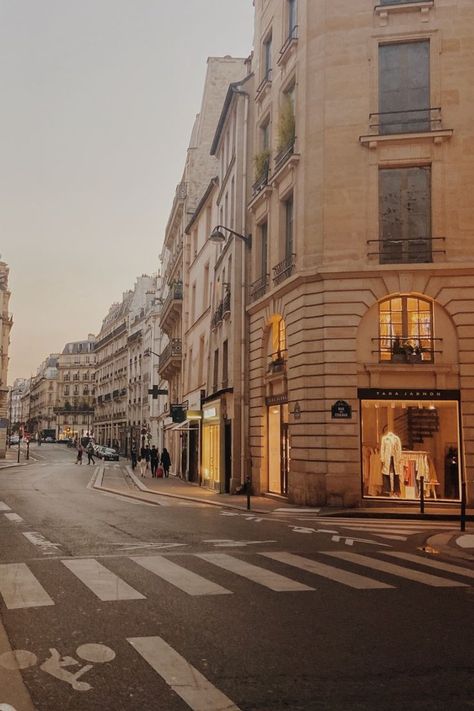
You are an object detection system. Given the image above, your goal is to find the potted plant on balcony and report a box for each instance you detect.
[254,148,271,183]
[276,94,295,164]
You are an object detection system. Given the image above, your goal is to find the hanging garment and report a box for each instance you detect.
[380,432,402,477]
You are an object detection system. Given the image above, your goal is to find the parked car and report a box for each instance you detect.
[102,447,119,461]
[44,436,56,443]
[9,435,20,445]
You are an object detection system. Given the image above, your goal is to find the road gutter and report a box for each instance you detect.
[0,618,35,711]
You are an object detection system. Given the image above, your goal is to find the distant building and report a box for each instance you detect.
[8,378,28,430]
[0,260,12,456]
[28,355,60,438]
[55,336,96,441]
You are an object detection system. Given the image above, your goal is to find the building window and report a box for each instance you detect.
[379,41,430,134]
[260,220,268,279]
[222,340,229,386]
[284,193,294,258]
[213,349,219,392]
[261,117,271,151]
[288,0,297,38]
[263,33,272,81]
[379,295,434,362]
[379,166,431,264]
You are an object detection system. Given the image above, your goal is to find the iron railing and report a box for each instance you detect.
[278,25,298,62]
[367,237,445,264]
[369,107,442,136]
[256,69,272,97]
[274,139,295,172]
[372,335,442,363]
[267,350,288,374]
[252,159,270,196]
[272,253,296,286]
[250,275,269,302]
[159,339,182,369]
[211,290,231,329]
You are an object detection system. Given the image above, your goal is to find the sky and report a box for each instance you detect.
[0,0,254,383]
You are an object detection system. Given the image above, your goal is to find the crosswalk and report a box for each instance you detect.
[279,515,472,541]
[0,549,473,610]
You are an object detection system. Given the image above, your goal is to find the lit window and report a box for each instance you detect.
[379,296,433,362]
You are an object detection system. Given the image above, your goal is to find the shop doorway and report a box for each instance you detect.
[268,403,290,495]
[224,421,232,493]
[188,426,199,482]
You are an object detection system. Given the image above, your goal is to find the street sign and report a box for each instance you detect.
[148,386,168,399]
[331,400,352,419]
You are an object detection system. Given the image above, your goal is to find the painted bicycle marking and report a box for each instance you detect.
[0,643,116,692]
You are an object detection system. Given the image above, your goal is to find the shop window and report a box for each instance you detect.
[263,33,272,82]
[379,296,434,362]
[379,166,431,264]
[360,393,461,501]
[268,317,287,373]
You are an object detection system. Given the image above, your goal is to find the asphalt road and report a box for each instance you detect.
[0,444,473,711]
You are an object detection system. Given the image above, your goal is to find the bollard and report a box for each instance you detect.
[17,438,20,464]
[246,475,251,511]
[26,441,30,461]
[419,475,425,514]
[460,481,467,532]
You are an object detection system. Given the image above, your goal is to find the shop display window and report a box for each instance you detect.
[361,397,461,501]
[379,296,433,363]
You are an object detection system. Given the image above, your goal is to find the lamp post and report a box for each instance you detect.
[208,224,252,498]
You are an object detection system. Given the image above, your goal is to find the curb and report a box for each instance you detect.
[0,616,35,711]
[425,531,474,563]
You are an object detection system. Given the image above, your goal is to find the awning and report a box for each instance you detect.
[166,420,199,432]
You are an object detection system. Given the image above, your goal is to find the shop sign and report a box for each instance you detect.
[331,401,352,419]
[265,394,288,406]
[358,388,461,401]
[186,410,202,420]
[203,406,217,420]
[171,405,186,423]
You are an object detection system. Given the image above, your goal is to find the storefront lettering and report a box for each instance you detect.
[357,388,460,401]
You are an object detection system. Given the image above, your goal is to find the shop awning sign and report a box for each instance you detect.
[358,388,460,401]
[331,400,352,419]
[170,404,186,423]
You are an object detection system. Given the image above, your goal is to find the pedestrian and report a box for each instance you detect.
[139,456,147,478]
[131,445,138,471]
[150,445,159,478]
[140,445,146,461]
[76,443,83,465]
[161,447,171,478]
[144,444,151,470]
[86,442,95,465]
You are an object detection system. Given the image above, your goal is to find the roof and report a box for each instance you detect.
[210,73,253,156]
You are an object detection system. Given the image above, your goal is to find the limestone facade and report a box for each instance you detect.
[247,0,474,506]
[8,378,28,430]
[0,261,12,456]
[28,355,60,438]
[56,337,96,440]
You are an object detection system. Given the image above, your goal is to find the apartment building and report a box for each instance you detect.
[55,337,96,441]
[8,378,28,430]
[247,0,474,506]
[28,355,60,438]
[159,56,247,479]
[0,260,12,456]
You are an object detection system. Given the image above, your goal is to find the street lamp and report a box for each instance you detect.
[209,225,252,247]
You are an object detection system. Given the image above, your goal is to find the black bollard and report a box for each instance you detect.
[420,475,425,514]
[246,475,251,511]
[460,481,467,532]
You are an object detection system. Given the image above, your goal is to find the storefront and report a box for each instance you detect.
[266,395,290,496]
[359,388,462,502]
[201,401,221,490]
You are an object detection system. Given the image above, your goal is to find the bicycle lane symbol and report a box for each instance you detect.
[0,643,116,692]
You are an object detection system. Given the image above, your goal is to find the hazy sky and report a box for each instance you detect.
[0,0,254,383]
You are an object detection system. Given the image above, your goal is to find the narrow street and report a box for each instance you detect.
[0,445,472,710]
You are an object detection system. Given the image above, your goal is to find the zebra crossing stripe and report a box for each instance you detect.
[128,636,241,711]
[323,551,469,588]
[383,551,474,580]
[196,553,314,592]
[260,552,394,590]
[4,513,23,522]
[131,556,232,596]
[62,559,146,601]
[0,502,10,511]
[0,563,54,609]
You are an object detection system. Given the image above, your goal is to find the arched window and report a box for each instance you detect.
[379,295,433,362]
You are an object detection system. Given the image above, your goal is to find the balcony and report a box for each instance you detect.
[360,107,453,147]
[211,289,231,329]
[277,25,298,66]
[272,254,296,286]
[367,237,445,264]
[255,69,272,101]
[373,335,440,364]
[158,339,182,380]
[267,350,288,376]
[250,275,269,302]
[252,155,270,197]
[160,282,183,335]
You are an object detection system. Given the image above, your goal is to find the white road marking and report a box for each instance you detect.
[203,539,276,547]
[4,513,23,522]
[132,556,232,596]
[128,636,241,711]
[383,551,474,579]
[22,532,62,554]
[197,553,314,592]
[273,507,321,513]
[62,559,145,601]
[110,542,187,552]
[0,563,54,609]
[0,502,11,511]
[323,551,469,588]
[261,552,394,590]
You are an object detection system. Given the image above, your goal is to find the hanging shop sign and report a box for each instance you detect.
[331,400,352,419]
[357,388,461,401]
[171,404,186,423]
[186,410,202,420]
[293,402,301,420]
[265,393,288,406]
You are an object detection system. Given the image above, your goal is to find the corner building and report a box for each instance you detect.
[248,0,474,506]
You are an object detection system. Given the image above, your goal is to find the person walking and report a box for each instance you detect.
[144,444,151,471]
[75,443,83,465]
[130,445,138,471]
[161,448,171,478]
[86,442,95,465]
[139,456,147,478]
[150,445,159,478]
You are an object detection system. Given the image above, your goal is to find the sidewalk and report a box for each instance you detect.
[0,446,30,470]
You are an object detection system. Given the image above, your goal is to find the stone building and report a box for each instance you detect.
[158,56,247,479]
[55,337,96,441]
[8,378,28,431]
[247,0,474,506]
[0,260,12,456]
[28,355,60,438]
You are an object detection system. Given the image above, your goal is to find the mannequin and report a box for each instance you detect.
[380,429,402,495]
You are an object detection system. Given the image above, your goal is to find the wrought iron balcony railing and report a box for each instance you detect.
[267,350,288,374]
[159,339,182,369]
[250,274,269,302]
[274,139,295,173]
[367,237,445,264]
[372,335,441,363]
[272,253,296,286]
[256,69,272,98]
[252,160,270,196]
[278,25,298,64]
[369,107,442,136]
